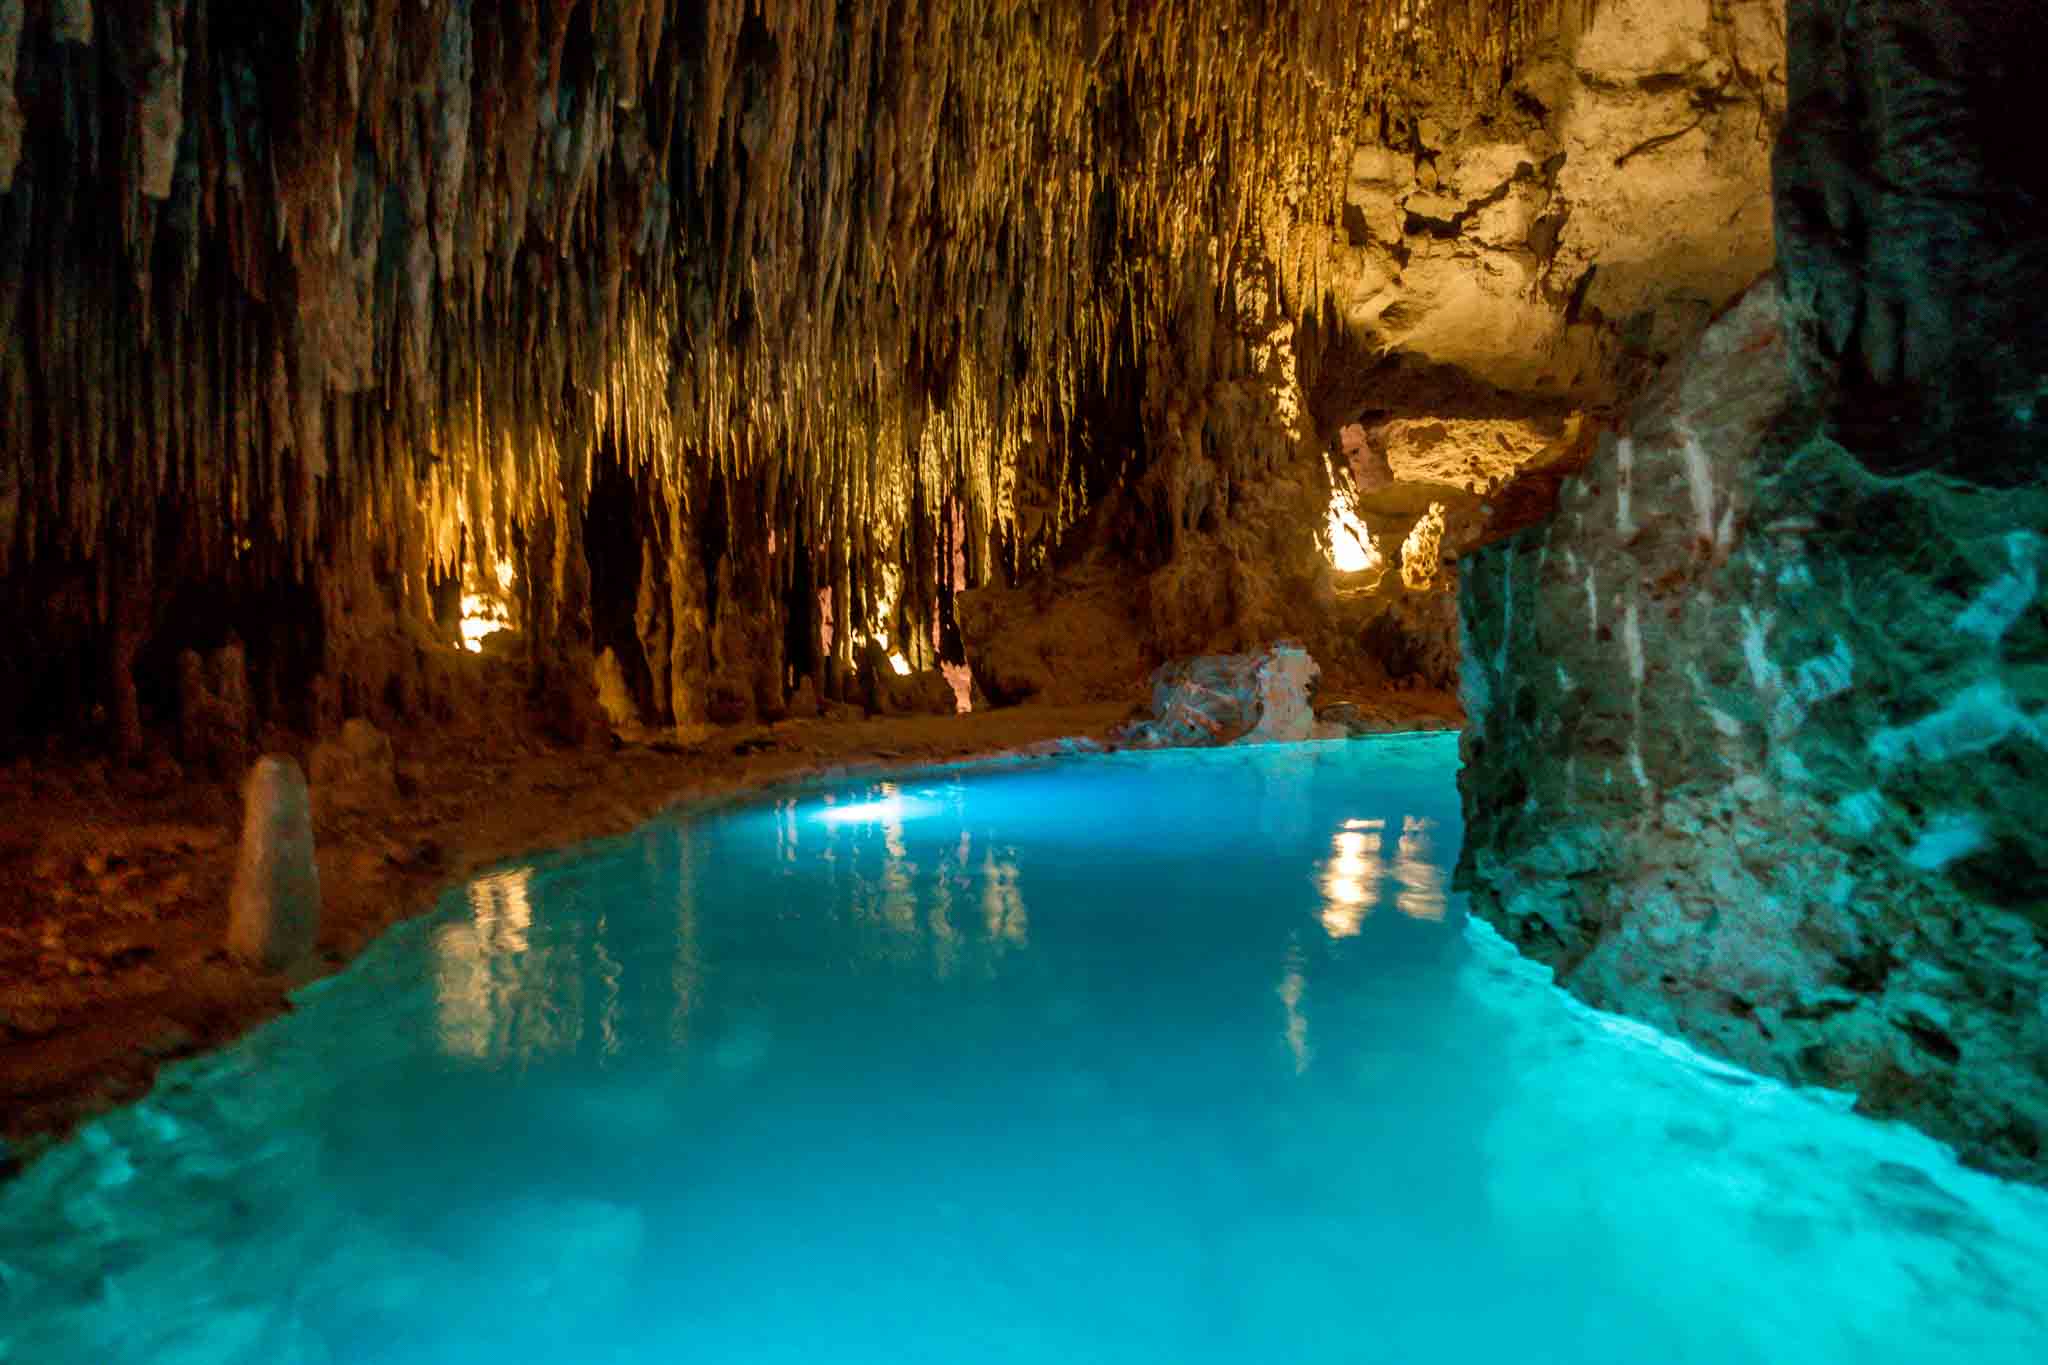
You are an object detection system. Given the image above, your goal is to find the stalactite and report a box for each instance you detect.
[0,0,1581,743]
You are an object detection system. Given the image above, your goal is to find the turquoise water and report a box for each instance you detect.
[4,735,2047,1364]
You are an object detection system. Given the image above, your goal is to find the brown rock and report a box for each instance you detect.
[786,676,821,720]
[956,570,1148,707]
[177,643,253,777]
[308,718,399,818]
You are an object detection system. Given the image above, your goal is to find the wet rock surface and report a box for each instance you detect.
[1459,269,2048,1182]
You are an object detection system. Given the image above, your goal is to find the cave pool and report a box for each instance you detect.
[4,734,2047,1363]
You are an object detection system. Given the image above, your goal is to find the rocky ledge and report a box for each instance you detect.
[1457,276,2048,1183]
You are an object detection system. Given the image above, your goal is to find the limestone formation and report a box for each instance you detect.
[955,564,1149,708]
[1313,0,1783,413]
[1117,642,1337,749]
[12,0,2040,1191]
[0,1,1783,755]
[175,642,252,778]
[1775,0,2048,482]
[227,757,322,971]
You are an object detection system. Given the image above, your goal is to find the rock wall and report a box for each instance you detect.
[0,1,1794,754]
[1,1,1587,755]
[1458,0,2048,1182]
[1311,0,1783,414]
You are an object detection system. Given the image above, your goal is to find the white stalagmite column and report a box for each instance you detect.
[227,757,322,970]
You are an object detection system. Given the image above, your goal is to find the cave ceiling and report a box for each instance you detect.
[0,0,1780,584]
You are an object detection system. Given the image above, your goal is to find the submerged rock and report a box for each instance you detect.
[1117,642,1340,749]
[227,757,321,971]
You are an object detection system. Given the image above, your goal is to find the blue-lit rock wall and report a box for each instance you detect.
[1457,0,2048,1186]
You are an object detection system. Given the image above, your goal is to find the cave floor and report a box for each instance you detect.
[0,689,1461,1167]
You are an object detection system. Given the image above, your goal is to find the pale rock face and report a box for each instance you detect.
[1117,642,1339,749]
[228,757,321,971]
[1243,645,1324,744]
[1326,0,1783,405]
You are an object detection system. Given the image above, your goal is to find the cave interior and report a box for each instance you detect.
[3,0,2047,1210]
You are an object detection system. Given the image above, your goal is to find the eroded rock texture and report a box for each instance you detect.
[1459,0,2048,1182]
[0,1,1556,749]
[1116,642,1334,749]
[1316,0,1783,408]
[0,0,1788,756]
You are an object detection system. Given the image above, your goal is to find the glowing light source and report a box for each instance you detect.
[821,798,904,825]
[1322,456,1382,575]
[942,660,973,713]
[459,559,519,652]
[864,621,914,678]
[816,784,937,826]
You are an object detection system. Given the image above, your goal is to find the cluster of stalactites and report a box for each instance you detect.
[0,0,1575,618]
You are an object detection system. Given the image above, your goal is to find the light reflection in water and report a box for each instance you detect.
[1317,813,1447,932]
[881,801,916,936]
[811,785,1029,970]
[1279,937,1311,1074]
[434,866,537,1059]
[670,827,702,1047]
[982,846,1028,947]
[1394,815,1447,922]
[1319,817,1386,939]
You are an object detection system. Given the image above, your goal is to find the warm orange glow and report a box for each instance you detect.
[460,559,518,652]
[1323,456,1383,575]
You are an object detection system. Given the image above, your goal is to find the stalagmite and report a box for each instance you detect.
[227,756,322,972]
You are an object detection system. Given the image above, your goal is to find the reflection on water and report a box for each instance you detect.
[981,845,1028,947]
[1278,938,1311,1075]
[1316,812,1445,934]
[1394,815,1447,922]
[428,783,1042,1066]
[1319,818,1385,938]
[434,866,536,1058]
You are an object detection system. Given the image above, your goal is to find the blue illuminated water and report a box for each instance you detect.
[4,735,2047,1363]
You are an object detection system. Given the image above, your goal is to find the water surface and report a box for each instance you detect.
[3,736,2045,1364]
